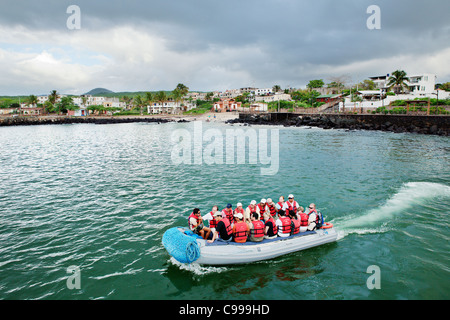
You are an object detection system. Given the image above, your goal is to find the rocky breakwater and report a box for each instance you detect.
[0,116,187,127]
[227,113,449,136]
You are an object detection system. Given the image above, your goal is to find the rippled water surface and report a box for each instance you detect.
[0,122,449,299]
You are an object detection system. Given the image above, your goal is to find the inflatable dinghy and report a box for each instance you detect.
[162,223,337,265]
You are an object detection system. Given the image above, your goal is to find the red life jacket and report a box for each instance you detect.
[292,219,300,234]
[308,209,321,225]
[222,208,234,223]
[233,222,248,242]
[220,217,233,236]
[277,201,284,213]
[279,216,291,234]
[188,212,200,230]
[247,205,257,215]
[257,203,267,218]
[285,201,298,214]
[267,217,278,235]
[234,207,244,215]
[251,220,265,238]
[267,204,277,217]
[209,211,218,229]
[300,213,309,226]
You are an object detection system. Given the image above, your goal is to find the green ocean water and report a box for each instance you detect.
[0,121,449,300]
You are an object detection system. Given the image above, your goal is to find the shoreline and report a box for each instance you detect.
[227,113,450,136]
[1,112,448,136]
[0,112,239,127]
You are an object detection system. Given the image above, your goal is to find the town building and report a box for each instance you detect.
[213,99,242,112]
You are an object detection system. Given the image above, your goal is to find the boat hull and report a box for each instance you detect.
[194,228,338,265]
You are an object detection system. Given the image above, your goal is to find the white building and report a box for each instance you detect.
[255,88,273,96]
[147,100,196,114]
[254,93,291,103]
[407,74,436,95]
[368,73,436,95]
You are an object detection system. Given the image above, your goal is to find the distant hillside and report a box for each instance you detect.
[84,88,115,96]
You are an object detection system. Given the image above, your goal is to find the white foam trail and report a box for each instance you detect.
[333,182,450,238]
[169,257,230,276]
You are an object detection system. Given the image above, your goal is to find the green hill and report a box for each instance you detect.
[84,88,115,96]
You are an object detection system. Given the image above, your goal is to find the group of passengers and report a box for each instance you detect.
[188,194,323,244]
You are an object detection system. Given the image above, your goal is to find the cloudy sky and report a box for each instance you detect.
[0,0,449,95]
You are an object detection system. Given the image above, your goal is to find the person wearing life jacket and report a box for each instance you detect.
[266,198,278,218]
[247,212,265,242]
[282,194,300,216]
[307,203,320,231]
[234,203,245,219]
[276,210,291,238]
[188,208,211,240]
[275,196,285,214]
[203,205,219,231]
[245,200,260,221]
[207,211,233,243]
[222,203,235,225]
[257,199,268,221]
[288,210,301,235]
[232,212,249,243]
[263,212,278,239]
[298,206,309,233]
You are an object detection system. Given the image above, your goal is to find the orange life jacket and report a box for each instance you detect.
[233,222,248,242]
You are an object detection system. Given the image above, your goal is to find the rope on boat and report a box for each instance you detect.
[162,227,200,264]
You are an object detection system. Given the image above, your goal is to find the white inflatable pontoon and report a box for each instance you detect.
[162,224,338,265]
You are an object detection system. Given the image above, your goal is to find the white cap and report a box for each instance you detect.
[260,199,266,203]
[237,202,242,207]
[234,212,243,219]
[267,198,273,203]
[250,200,256,205]
[213,211,222,217]
[288,194,294,199]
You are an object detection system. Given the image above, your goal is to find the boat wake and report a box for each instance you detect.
[332,182,450,240]
[169,257,230,276]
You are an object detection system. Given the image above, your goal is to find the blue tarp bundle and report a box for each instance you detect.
[162,227,201,263]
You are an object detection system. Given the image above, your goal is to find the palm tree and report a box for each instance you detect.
[144,92,154,114]
[388,70,410,94]
[175,83,189,96]
[27,95,38,107]
[172,88,183,114]
[272,85,281,93]
[155,91,167,113]
[133,95,144,115]
[47,90,59,114]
